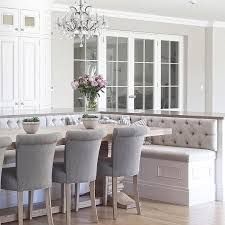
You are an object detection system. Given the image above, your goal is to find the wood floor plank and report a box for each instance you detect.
[5,200,225,225]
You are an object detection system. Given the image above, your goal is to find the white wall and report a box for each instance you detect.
[51,13,206,112]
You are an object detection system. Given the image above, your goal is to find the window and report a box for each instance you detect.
[106,36,128,109]
[73,36,98,107]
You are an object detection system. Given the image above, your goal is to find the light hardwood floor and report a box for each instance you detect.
[5,199,225,225]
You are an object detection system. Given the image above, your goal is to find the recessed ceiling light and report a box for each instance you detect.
[188,0,198,5]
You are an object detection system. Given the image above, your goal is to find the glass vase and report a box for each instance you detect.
[85,96,98,112]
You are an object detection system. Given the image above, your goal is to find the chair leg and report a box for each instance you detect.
[17,191,23,225]
[61,184,66,213]
[66,184,71,225]
[103,177,108,206]
[90,181,98,223]
[75,183,80,212]
[28,190,34,220]
[133,175,141,215]
[45,188,54,225]
[112,177,117,220]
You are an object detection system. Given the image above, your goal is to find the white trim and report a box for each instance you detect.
[52,3,209,28]
[210,21,225,28]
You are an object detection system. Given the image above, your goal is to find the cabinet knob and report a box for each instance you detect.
[21,102,24,105]
[15,102,18,105]
[21,28,24,31]
[15,28,19,31]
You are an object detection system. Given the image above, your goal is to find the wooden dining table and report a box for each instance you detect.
[0,123,172,149]
[0,123,172,223]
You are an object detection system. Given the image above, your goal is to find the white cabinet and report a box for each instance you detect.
[0,8,40,34]
[39,38,51,108]
[0,7,51,109]
[0,36,40,109]
[19,37,40,108]
[0,36,19,108]
[0,8,19,33]
[20,10,40,34]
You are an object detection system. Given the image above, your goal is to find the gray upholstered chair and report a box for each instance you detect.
[0,137,12,225]
[52,129,106,225]
[97,126,147,219]
[1,133,58,225]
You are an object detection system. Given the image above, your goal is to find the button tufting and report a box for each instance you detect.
[186,141,189,145]
[185,121,189,125]
[173,120,176,124]
[192,132,195,135]
[179,131,182,134]
[198,121,201,125]
[174,140,176,144]
[205,133,208,136]
[161,120,164,123]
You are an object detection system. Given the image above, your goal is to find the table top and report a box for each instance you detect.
[0,124,172,149]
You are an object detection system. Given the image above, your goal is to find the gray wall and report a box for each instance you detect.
[211,28,225,113]
[51,14,206,111]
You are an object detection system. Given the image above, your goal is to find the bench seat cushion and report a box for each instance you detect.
[142,145,216,162]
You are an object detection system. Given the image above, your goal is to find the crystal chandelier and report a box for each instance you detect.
[57,0,107,47]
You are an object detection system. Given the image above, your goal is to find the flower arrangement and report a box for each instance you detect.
[71,74,107,111]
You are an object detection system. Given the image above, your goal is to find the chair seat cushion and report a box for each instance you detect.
[97,158,113,177]
[1,167,17,191]
[141,145,216,162]
[52,162,67,183]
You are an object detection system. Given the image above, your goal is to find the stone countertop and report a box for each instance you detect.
[0,107,224,120]
[100,109,225,120]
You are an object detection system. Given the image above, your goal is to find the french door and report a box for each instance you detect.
[98,31,183,110]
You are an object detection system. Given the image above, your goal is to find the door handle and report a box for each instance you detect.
[129,95,136,99]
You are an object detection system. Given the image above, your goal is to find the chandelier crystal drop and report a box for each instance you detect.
[57,0,108,47]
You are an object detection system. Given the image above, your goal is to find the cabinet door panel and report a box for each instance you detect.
[0,8,19,33]
[19,37,40,108]
[40,39,51,108]
[0,36,19,107]
[20,10,40,34]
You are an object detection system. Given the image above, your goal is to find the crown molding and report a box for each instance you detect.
[52,3,210,27]
[210,21,225,28]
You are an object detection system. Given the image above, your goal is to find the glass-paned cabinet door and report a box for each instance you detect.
[160,40,181,109]
[134,39,155,110]
[106,36,128,109]
[0,8,19,32]
[20,10,40,34]
[74,37,98,108]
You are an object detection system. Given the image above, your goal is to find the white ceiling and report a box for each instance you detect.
[54,0,225,22]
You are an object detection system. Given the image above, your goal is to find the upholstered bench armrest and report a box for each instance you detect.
[141,145,216,162]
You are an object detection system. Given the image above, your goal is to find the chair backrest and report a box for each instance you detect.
[112,127,147,177]
[65,129,106,183]
[0,137,12,186]
[16,133,57,191]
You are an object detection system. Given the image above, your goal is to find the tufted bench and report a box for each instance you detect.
[100,113,217,206]
[0,112,218,206]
